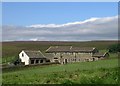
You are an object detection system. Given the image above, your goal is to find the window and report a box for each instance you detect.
[54,60,59,62]
[74,59,76,62]
[36,60,39,64]
[40,59,43,63]
[22,53,24,57]
[31,60,34,64]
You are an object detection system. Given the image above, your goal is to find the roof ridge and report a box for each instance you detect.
[46,46,52,52]
[38,50,45,57]
[103,52,108,56]
[24,50,40,52]
[70,46,72,50]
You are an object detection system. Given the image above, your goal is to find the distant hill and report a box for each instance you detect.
[2,40,118,58]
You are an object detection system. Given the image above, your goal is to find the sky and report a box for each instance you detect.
[2,2,117,26]
[2,2,118,41]
[2,0,120,2]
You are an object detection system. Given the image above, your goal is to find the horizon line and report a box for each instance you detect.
[1,39,119,42]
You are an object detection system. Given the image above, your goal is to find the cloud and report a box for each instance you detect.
[29,38,38,41]
[2,15,118,41]
[26,17,100,28]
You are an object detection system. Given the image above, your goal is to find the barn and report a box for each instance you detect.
[45,46,102,64]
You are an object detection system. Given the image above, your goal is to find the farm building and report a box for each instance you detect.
[19,46,109,65]
[45,46,109,64]
[19,50,48,65]
[92,52,109,59]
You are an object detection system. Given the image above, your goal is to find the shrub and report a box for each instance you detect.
[108,44,120,53]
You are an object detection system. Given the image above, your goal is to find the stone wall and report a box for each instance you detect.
[50,52,98,64]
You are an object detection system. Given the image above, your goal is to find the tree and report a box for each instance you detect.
[108,44,120,53]
[13,58,21,65]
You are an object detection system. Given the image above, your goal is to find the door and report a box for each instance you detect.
[64,59,67,64]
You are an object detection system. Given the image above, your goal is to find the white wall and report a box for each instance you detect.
[19,51,30,65]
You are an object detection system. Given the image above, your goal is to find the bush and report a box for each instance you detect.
[108,44,120,53]
[13,58,21,65]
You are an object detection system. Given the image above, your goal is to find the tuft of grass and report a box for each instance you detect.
[61,79,75,85]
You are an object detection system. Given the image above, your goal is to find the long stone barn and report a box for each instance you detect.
[45,46,109,64]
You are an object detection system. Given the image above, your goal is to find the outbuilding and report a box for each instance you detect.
[19,50,47,65]
[92,52,109,59]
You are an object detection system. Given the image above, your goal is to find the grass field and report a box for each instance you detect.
[2,59,118,84]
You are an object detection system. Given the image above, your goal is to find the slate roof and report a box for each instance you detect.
[45,46,72,53]
[24,50,46,59]
[44,53,54,60]
[46,46,96,53]
[92,52,108,57]
[71,47,95,52]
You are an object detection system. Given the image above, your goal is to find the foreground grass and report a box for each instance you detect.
[3,67,119,84]
[2,59,118,84]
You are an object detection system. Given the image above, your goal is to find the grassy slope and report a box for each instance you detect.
[1,41,118,63]
[2,59,118,84]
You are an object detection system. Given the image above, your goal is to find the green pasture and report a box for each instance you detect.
[2,59,118,84]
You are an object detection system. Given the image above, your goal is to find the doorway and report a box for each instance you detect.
[64,59,67,64]
[93,58,95,61]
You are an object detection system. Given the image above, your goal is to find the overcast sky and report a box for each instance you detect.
[2,2,118,41]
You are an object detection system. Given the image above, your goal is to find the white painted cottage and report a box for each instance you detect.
[19,50,47,65]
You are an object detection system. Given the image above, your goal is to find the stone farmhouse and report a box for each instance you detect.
[19,46,109,65]
[45,46,109,64]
